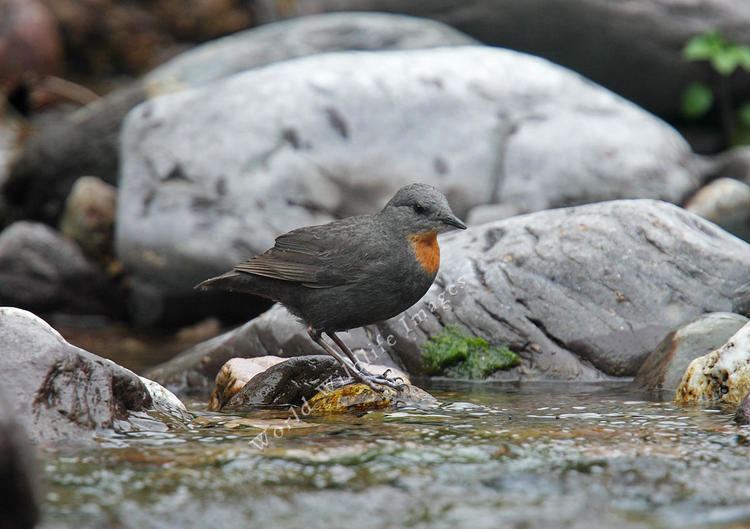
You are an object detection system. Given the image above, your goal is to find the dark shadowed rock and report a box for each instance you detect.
[735,281,750,317]
[634,312,749,392]
[207,356,286,411]
[147,304,398,395]
[2,85,145,225]
[704,146,750,185]
[152,200,750,389]
[736,392,750,425]
[685,178,750,242]
[118,47,698,323]
[224,356,347,409]
[0,307,165,444]
[40,0,253,78]
[0,389,39,529]
[1,12,474,224]
[0,221,114,315]
[257,0,750,119]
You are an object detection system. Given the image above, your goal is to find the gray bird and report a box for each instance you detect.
[196,183,467,390]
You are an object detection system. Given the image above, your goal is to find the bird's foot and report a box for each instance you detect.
[350,365,407,392]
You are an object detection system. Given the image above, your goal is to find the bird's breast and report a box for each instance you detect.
[408,230,440,276]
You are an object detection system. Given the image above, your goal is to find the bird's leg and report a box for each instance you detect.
[307,327,372,389]
[327,332,406,390]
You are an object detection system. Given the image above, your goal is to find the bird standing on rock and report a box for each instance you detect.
[196,183,467,390]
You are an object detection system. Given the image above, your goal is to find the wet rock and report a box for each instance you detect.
[118,47,697,318]
[208,356,286,411]
[223,356,347,409]
[635,313,749,391]
[0,221,114,315]
[257,0,750,119]
[153,200,750,384]
[0,390,39,529]
[0,306,180,444]
[222,355,410,410]
[735,392,750,425]
[308,382,435,414]
[676,321,750,406]
[685,178,750,242]
[148,304,404,395]
[735,281,750,317]
[59,176,117,264]
[2,12,474,225]
[138,376,186,415]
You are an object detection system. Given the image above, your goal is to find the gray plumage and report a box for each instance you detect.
[196,183,466,333]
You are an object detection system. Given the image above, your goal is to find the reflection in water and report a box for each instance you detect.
[41,381,750,529]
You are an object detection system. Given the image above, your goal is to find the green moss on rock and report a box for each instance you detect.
[422,326,519,379]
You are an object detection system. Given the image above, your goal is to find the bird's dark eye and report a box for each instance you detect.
[413,203,426,214]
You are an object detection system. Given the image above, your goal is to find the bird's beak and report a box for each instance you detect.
[443,214,467,230]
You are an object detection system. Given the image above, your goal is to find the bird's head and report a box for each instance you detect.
[382,183,467,234]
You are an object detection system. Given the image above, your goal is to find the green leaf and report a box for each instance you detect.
[738,103,750,127]
[712,48,741,76]
[737,46,750,71]
[684,32,722,61]
[681,82,714,119]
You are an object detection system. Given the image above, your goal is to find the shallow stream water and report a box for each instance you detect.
[41,381,750,529]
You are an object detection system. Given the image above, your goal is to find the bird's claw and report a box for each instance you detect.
[351,369,407,392]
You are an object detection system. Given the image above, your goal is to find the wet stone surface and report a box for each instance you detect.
[38,381,750,529]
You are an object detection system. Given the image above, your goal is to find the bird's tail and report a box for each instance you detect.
[194,271,244,292]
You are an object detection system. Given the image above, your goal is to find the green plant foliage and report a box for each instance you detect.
[422,326,519,380]
[684,31,750,76]
[682,82,714,119]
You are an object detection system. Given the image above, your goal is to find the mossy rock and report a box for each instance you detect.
[422,326,519,379]
[308,383,436,414]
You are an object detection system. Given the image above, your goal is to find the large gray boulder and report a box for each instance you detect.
[256,0,750,119]
[1,12,474,225]
[118,46,698,318]
[0,307,179,444]
[150,199,750,393]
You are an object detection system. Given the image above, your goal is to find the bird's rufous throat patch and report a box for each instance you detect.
[409,230,440,275]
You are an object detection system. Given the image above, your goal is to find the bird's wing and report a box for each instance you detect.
[233,219,370,288]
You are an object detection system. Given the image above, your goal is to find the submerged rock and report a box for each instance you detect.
[0,307,181,444]
[152,200,750,387]
[635,313,749,391]
[685,178,750,242]
[0,221,114,315]
[2,12,474,225]
[118,47,697,322]
[675,322,750,406]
